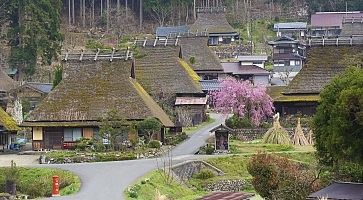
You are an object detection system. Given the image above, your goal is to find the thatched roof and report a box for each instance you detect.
[268,86,320,102]
[0,107,19,131]
[135,46,203,96]
[179,37,223,72]
[190,12,236,34]
[285,46,363,94]
[0,70,17,92]
[23,60,174,127]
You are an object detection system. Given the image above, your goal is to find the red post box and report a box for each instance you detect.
[52,175,60,197]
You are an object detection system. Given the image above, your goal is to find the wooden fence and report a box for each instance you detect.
[307,36,363,46]
[61,48,131,61]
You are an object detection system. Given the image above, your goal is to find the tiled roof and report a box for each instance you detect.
[190,12,237,33]
[274,22,307,30]
[135,46,203,96]
[24,60,174,127]
[175,97,207,105]
[179,37,223,71]
[0,107,19,131]
[311,12,363,28]
[0,70,17,92]
[222,62,270,75]
[237,55,268,61]
[307,182,363,200]
[284,46,363,94]
[26,82,52,94]
[200,80,221,91]
[156,26,189,37]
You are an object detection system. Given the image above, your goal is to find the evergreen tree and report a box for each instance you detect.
[52,65,63,89]
[6,0,63,79]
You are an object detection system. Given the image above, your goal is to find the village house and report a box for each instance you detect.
[22,58,174,150]
[189,7,239,46]
[236,55,268,69]
[0,107,19,151]
[0,70,17,109]
[134,39,208,126]
[274,22,307,39]
[307,182,363,200]
[309,11,363,37]
[12,82,52,111]
[268,36,306,85]
[155,26,189,39]
[180,37,224,80]
[221,62,270,86]
[269,45,363,117]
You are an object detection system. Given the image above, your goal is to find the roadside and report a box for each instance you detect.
[0,153,39,167]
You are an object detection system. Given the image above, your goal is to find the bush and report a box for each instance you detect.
[95,153,137,162]
[75,138,93,151]
[225,115,253,129]
[148,140,161,149]
[247,153,320,200]
[205,145,215,155]
[164,132,188,145]
[189,56,196,64]
[194,169,215,180]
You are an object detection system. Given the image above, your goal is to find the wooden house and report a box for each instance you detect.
[221,62,270,86]
[0,107,19,151]
[134,43,208,127]
[307,182,363,200]
[22,60,174,150]
[268,36,306,85]
[274,22,307,38]
[269,45,363,117]
[309,11,363,37]
[13,82,52,110]
[189,10,239,46]
[179,37,224,80]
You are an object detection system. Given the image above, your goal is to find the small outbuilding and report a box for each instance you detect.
[210,124,234,152]
[307,182,363,200]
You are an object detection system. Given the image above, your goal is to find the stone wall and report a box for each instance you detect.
[205,180,247,192]
[232,127,312,141]
[171,160,224,182]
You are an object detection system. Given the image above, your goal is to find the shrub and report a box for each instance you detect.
[189,56,196,64]
[205,145,215,155]
[75,138,93,151]
[225,115,253,129]
[247,153,320,200]
[194,169,215,180]
[148,140,161,149]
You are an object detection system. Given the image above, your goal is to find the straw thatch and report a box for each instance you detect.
[292,118,309,146]
[262,113,291,145]
[307,129,314,145]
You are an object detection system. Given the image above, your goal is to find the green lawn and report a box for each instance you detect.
[0,167,80,198]
[125,170,207,200]
[184,117,216,135]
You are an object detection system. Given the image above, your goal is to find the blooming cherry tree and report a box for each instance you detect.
[210,78,274,126]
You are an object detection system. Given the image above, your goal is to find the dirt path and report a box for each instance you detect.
[0,154,39,167]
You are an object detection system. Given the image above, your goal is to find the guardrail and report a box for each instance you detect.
[307,36,363,46]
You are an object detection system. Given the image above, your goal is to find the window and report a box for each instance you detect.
[290,60,296,66]
[296,60,301,66]
[64,128,82,142]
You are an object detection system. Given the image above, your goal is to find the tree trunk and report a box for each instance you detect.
[139,0,143,30]
[79,0,82,27]
[68,0,71,27]
[72,0,75,24]
[101,0,103,16]
[5,180,16,195]
[125,0,128,18]
[106,0,110,32]
[193,0,196,20]
[83,0,86,27]
[92,0,95,27]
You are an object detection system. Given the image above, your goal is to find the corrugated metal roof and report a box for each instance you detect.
[200,80,221,91]
[156,26,189,37]
[237,55,268,61]
[274,22,307,30]
[311,12,363,28]
[198,191,254,200]
[175,96,207,105]
[27,82,52,94]
[222,62,270,75]
[307,182,363,200]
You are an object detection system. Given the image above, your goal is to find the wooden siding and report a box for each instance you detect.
[83,128,93,139]
[33,127,43,140]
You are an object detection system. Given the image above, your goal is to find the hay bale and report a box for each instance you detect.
[262,113,291,145]
[292,118,309,146]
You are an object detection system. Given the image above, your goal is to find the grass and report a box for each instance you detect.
[184,117,216,135]
[229,139,295,154]
[0,167,80,198]
[125,170,207,200]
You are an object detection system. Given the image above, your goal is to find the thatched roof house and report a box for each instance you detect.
[189,12,238,45]
[0,70,17,109]
[269,45,363,116]
[179,37,223,77]
[23,60,174,150]
[0,107,19,150]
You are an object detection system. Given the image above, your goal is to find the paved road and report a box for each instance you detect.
[44,113,226,200]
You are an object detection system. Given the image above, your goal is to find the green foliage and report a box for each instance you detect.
[193,169,215,180]
[52,65,63,89]
[95,152,137,162]
[189,56,196,64]
[4,161,19,183]
[99,110,129,151]
[225,115,253,128]
[314,67,363,168]
[85,39,112,51]
[247,153,319,200]
[164,132,188,145]
[6,0,63,78]
[148,140,161,149]
[137,117,162,141]
[0,167,80,198]
[75,138,93,151]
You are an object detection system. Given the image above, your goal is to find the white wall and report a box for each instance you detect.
[254,75,269,86]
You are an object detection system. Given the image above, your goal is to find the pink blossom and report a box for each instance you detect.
[210,78,274,126]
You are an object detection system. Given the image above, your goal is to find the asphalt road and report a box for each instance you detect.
[44,113,226,200]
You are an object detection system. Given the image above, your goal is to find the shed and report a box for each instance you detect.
[307,182,363,200]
